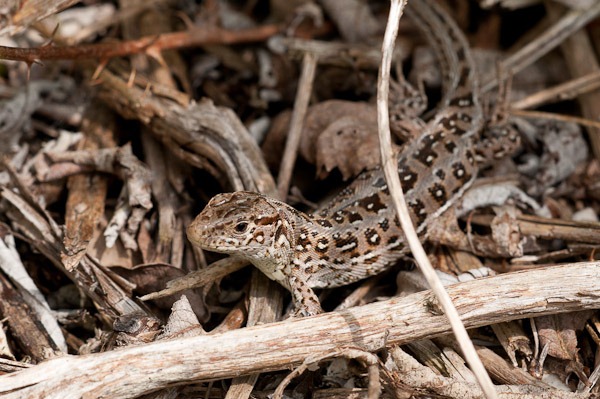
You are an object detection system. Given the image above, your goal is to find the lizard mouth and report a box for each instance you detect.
[186,220,243,254]
[186,219,210,247]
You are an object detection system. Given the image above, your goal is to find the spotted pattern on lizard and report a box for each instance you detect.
[187,0,513,316]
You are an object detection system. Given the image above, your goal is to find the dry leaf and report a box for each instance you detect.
[264,100,391,179]
[315,115,385,180]
[536,311,593,361]
[159,296,205,339]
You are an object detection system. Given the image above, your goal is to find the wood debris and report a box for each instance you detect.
[0,1,598,398]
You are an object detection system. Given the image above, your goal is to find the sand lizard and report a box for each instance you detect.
[188,0,502,316]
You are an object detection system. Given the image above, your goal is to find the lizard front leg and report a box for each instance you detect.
[288,274,323,317]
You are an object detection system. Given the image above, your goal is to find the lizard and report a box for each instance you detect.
[187,0,514,316]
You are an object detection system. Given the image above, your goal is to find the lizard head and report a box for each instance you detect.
[187,191,296,282]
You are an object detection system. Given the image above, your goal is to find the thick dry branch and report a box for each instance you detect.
[0,262,598,398]
[95,69,276,195]
[61,101,116,273]
[1,182,146,322]
[44,144,153,210]
[0,25,280,63]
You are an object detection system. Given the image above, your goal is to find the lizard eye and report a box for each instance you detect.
[234,222,249,233]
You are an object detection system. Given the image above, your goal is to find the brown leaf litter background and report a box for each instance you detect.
[0,0,599,398]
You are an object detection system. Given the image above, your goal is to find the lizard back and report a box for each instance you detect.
[297,0,483,288]
[188,0,485,313]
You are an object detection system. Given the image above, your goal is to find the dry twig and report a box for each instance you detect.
[0,25,280,64]
[0,262,598,398]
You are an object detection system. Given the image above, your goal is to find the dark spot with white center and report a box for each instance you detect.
[379,218,390,232]
[364,228,381,246]
[466,150,475,165]
[429,183,447,205]
[442,116,467,135]
[413,143,438,166]
[398,167,417,191]
[348,212,363,223]
[387,235,400,246]
[452,163,464,178]
[317,219,332,228]
[452,162,471,183]
[449,93,473,109]
[445,140,457,153]
[358,193,386,213]
[315,238,329,253]
[298,228,311,246]
[409,199,427,225]
[422,134,435,145]
[334,233,359,252]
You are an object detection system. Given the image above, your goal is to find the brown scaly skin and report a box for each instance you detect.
[188,192,324,315]
[187,0,519,316]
